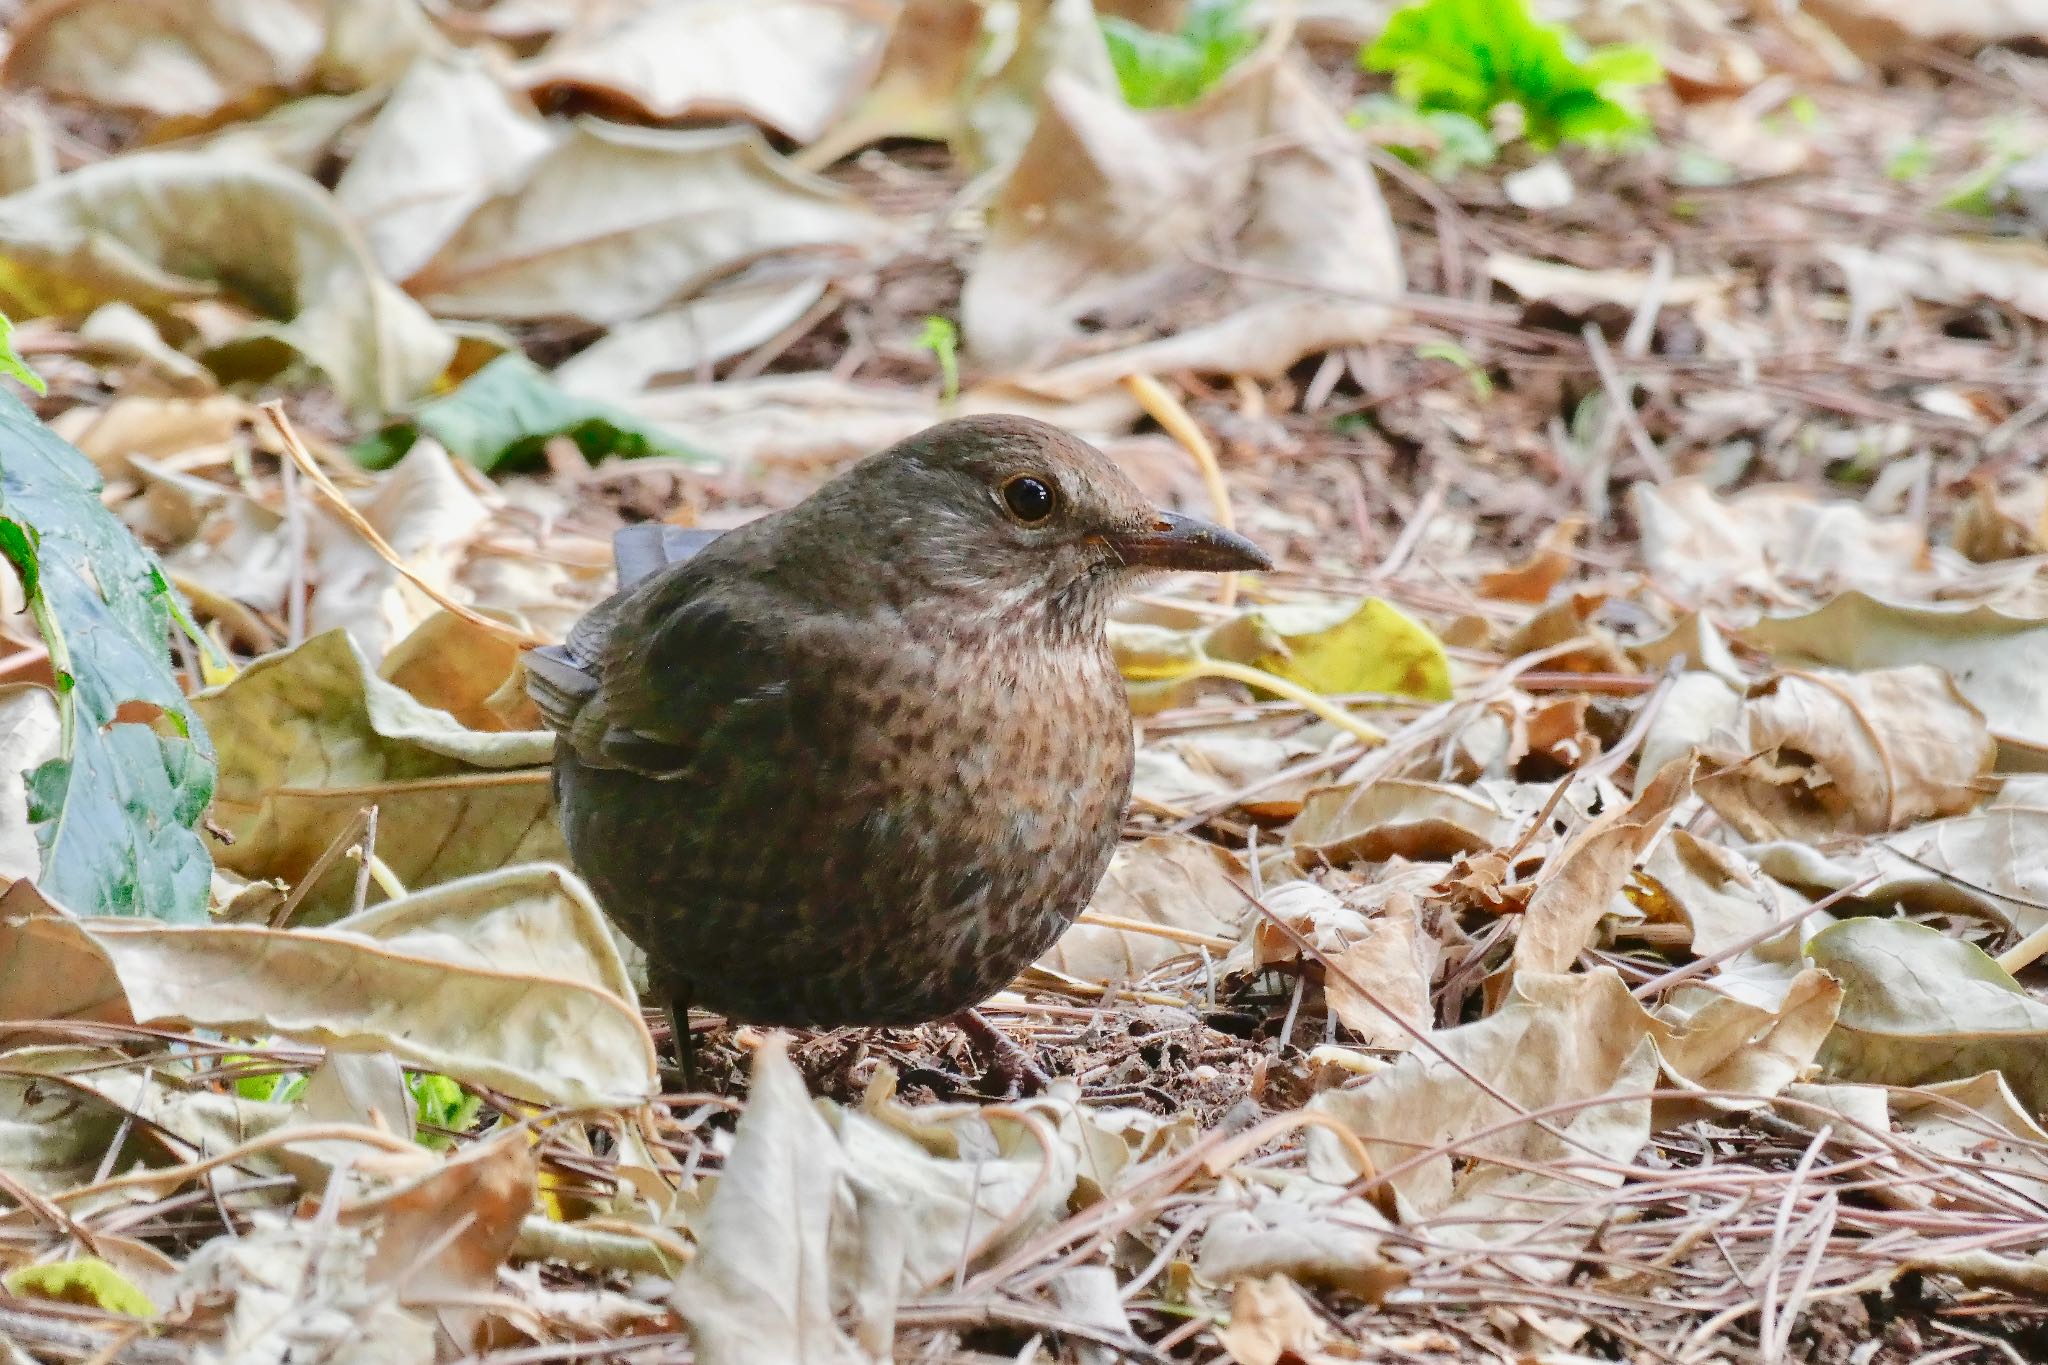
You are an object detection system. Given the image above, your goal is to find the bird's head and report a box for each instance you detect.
[791,414,1270,635]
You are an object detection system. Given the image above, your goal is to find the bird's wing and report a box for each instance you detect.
[525,523,741,757]
[539,558,812,782]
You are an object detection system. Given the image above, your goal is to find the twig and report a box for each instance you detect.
[1121,374,1244,608]
[259,403,541,648]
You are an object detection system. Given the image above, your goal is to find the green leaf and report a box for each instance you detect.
[408,1070,481,1148]
[1361,0,1660,152]
[0,387,214,921]
[1103,0,1260,109]
[1354,95,1497,179]
[359,352,708,475]
[5,1259,156,1317]
[0,313,44,395]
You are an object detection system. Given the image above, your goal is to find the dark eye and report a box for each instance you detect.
[1001,475,1056,524]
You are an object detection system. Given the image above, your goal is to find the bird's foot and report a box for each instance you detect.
[950,1008,1053,1098]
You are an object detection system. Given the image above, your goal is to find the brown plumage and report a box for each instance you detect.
[525,415,1268,1030]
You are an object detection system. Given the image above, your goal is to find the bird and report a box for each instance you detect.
[523,414,1269,1079]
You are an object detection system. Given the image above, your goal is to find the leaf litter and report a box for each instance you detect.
[4,1,2048,1362]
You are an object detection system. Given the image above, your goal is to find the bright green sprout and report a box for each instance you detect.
[1361,0,1662,153]
[917,316,960,407]
[1103,0,1259,110]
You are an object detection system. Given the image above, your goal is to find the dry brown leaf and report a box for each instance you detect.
[1213,1273,1328,1365]
[518,0,893,144]
[0,863,655,1106]
[1196,1190,1404,1301]
[334,52,556,282]
[197,630,560,921]
[1632,479,1932,609]
[1486,254,1729,310]
[0,152,454,413]
[1512,758,1692,978]
[669,1036,870,1365]
[50,393,250,477]
[1741,590,2048,749]
[1323,890,1437,1051]
[378,610,538,733]
[1288,779,1527,866]
[962,52,1402,398]
[340,1132,536,1353]
[1041,835,1246,984]
[406,120,887,326]
[1478,516,1584,604]
[1811,916,2048,1116]
[1698,666,1994,841]
[3,0,432,126]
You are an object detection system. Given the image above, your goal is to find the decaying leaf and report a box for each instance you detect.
[334,52,556,283]
[1041,835,1245,984]
[405,120,887,326]
[196,629,559,922]
[1698,667,1994,841]
[3,0,433,126]
[0,862,654,1106]
[1812,916,2048,1116]
[518,0,893,145]
[963,52,1404,397]
[1741,590,2048,748]
[1512,757,1692,977]
[0,152,454,413]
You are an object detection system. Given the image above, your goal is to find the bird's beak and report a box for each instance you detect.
[1105,511,1273,573]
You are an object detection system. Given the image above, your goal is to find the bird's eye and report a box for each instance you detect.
[1001,475,1056,524]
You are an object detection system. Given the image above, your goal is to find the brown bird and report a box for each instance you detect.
[524,415,1268,1069]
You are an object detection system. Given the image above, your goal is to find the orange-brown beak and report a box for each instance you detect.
[1106,511,1271,573]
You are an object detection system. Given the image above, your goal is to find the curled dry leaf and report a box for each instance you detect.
[1196,1188,1404,1301]
[1698,666,1994,842]
[337,1131,536,1353]
[2,0,433,125]
[1811,916,2048,1116]
[0,152,454,414]
[0,862,654,1106]
[518,0,892,145]
[405,120,888,327]
[197,629,560,922]
[1039,835,1246,985]
[172,1214,437,1364]
[1478,516,1585,604]
[963,54,1403,398]
[1631,478,1931,609]
[1826,235,2048,324]
[1741,589,2048,748]
[1310,967,1837,1227]
[1212,1273,1328,1365]
[334,52,557,282]
[1512,757,1692,978]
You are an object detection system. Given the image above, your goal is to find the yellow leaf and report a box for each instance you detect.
[5,1259,156,1317]
[1228,598,1452,701]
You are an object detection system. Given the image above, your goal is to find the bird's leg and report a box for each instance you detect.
[662,995,698,1091]
[950,1008,1052,1097]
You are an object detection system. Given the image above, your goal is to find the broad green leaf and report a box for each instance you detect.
[1361,0,1660,152]
[0,388,213,920]
[5,1258,155,1317]
[357,352,708,474]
